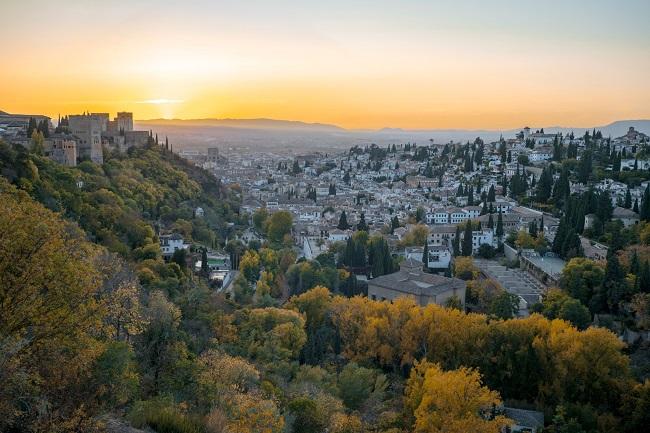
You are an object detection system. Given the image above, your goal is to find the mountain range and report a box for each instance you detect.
[134,118,650,151]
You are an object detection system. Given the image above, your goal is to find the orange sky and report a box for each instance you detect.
[1,0,649,129]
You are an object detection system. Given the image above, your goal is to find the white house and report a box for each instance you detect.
[160,233,189,258]
[328,229,352,242]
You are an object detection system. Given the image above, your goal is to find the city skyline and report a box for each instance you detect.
[1,0,649,129]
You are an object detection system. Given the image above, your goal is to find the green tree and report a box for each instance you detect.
[288,398,327,433]
[357,212,369,232]
[560,258,605,309]
[267,210,293,244]
[252,207,269,232]
[338,363,383,410]
[338,210,350,230]
[461,222,473,257]
[489,291,519,319]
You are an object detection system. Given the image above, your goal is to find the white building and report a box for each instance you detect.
[160,233,189,258]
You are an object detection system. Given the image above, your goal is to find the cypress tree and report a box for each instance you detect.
[602,251,627,313]
[496,211,504,239]
[641,185,650,221]
[487,185,496,202]
[201,248,209,276]
[639,260,650,293]
[357,213,368,232]
[462,222,473,256]
[422,238,429,272]
[487,213,494,229]
[337,211,349,230]
[453,226,461,257]
[624,187,632,209]
[552,217,568,255]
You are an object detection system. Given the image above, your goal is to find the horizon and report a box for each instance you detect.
[2,0,650,129]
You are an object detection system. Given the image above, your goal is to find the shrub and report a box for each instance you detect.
[129,398,204,433]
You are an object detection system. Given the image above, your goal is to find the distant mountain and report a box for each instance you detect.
[137,118,345,132]
[133,117,650,152]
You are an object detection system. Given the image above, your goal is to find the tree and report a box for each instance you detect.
[452,225,461,257]
[357,212,369,232]
[415,206,426,223]
[578,150,593,183]
[338,362,384,410]
[552,166,570,204]
[454,257,479,280]
[252,207,269,232]
[495,211,504,239]
[535,165,553,202]
[368,235,395,277]
[601,251,628,313]
[267,210,293,244]
[240,250,261,282]
[641,185,650,222]
[337,210,350,230]
[625,187,632,209]
[200,248,209,276]
[558,298,592,330]
[288,397,327,433]
[422,238,430,271]
[405,362,511,433]
[0,180,107,430]
[461,222,473,256]
[489,291,519,319]
[560,258,605,310]
[487,185,496,202]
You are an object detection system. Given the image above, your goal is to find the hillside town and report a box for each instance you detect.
[172,124,649,319]
[3,110,650,433]
[4,109,649,323]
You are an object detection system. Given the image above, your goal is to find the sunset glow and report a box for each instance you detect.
[1,0,649,129]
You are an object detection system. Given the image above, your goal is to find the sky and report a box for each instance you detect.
[1,0,649,129]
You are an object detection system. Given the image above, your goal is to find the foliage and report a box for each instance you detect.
[405,361,511,433]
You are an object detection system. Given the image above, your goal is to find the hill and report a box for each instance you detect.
[133,118,650,152]
[0,141,242,281]
[137,117,345,132]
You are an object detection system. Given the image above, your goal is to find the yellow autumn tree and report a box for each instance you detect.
[405,361,511,433]
[0,178,105,430]
[222,392,285,433]
[239,250,261,282]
